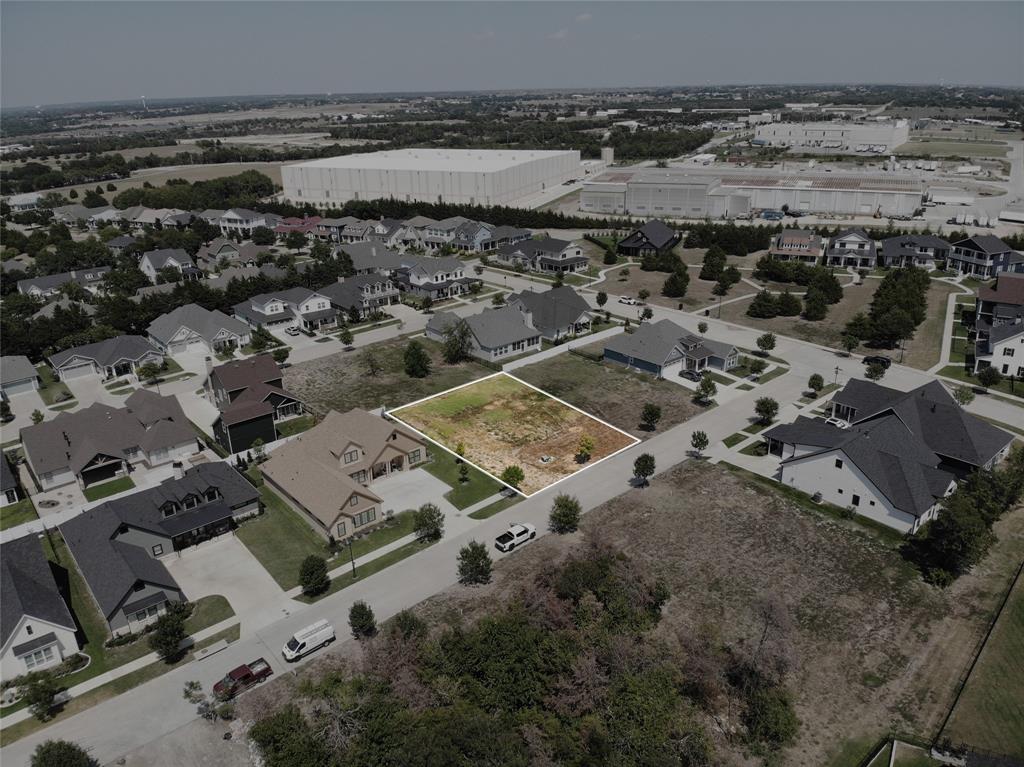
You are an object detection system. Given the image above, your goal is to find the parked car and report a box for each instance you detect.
[761,210,785,221]
[285,326,301,336]
[495,522,536,553]
[824,417,849,429]
[618,296,638,305]
[212,658,272,699]
[679,370,702,382]
[282,620,335,662]
[862,355,892,369]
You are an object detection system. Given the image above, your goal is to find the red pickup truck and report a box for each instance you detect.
[212,658,273,699]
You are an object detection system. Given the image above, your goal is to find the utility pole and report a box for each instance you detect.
[833,365,841,386]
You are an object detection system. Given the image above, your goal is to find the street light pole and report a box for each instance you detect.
[834,365,841,386]
[347,538,356,578]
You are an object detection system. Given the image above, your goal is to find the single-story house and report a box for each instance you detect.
[1,535,79,680]
[425,306,542,362]
[337,241,406,275]
[261,409,429,541]
[617,220,680,259]
[505,286,592,341]
[233,287,338,332]
[17,267,111,298]
[48,335,163,382]
[31,298,97,321]
[603,319,738,377]
[147,303,251,355]
[0,356,39,398]
[106,235,138,257]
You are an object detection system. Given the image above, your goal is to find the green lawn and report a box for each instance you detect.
[942,575,1024,758]
[275,414,315,438]
[742,421,773,434]
[736,383,755,391]
[0,498,37,531]
[35,365,73,406]
[467,495,521,520]
[704,371,733,386]
[422,449,503,509]
[938,364,1024,402]
[739,441,769,456]
[723,432,747,448]
[757,366,790,384]
[298,540,435,603]
[235,486,328,590]
[347,510,417,560]
[82,476,135,502]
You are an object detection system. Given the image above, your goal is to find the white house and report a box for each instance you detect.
[138,248,199,284]
[219,209,281,238]
[825,229,877,269]
[974,317,1024,377]
[233,287,339,331]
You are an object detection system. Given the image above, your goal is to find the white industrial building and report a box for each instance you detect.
[753,120,910,154]
[282,148,581,207]
[580,167,925,218]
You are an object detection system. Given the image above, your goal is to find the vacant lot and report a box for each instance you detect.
[41,162,284,200]
[903,282,961,371]
[895,140,1009,158]
[604,265,749,311]
[412,461,1024,766]
[514,346,705,437]
[719,278,881,349]
[942,572,1024,758]
[284,337,493,415]
[391,373,636,495]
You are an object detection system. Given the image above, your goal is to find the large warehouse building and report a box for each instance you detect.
[580,168,926,218]
[753,120,910,154]
[282,148,581,207]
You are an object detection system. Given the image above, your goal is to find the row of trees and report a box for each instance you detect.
[844,266,931,349]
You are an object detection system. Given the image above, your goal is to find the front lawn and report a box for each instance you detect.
[723,432,747,448]
[275,414,315,438]
[82,476,135,502]
[467,494,521,520]
[422,448,503,509]
[939,364,1024,401]
[347,510,417,560]
[0,498,38,531]
[35,364,74,406]
[297,540,435,604]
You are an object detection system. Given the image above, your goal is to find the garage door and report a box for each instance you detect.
[660,360,683,378]
[1,378,38,396]
[58,364,95,380]
[169,340,206,354]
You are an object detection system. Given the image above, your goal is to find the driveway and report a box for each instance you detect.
[372,467,477,538]
[65,375,118,408]
[0,389,47,438]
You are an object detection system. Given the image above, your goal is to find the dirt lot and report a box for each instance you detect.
[601,264,750,311]
[116,717,251,767]
[514,344,706,437]
[411,461,1024,766]
[390,373,636,495]
[283,337,493,415]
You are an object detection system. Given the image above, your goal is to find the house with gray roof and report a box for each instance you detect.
[825,229,877,269]
[233,287,338,331]
[391,255,480,299]
[493,237,588,274]
[195,238,265,270]
[17,267,111,299]
[973,313,1024,378]
[603,319,737,377]
[337,241,406,275]
[1,535,78,680]
[1,356,39,398]
[948,235,1024,279]
[48,335,164,382]
[147,303,251,355]
[139,248,200,284]
[31,297,97,322]
[425,307,541,362]
[106,235,138,257]
[21,389,199,491]
[319,274,400,321]
[218,208,281,238]
[617,220,680,259]
[878,235,950,269]
[505,286,592,341]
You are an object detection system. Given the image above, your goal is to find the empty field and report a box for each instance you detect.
[390,373,637,495]
[895,140,1009,158]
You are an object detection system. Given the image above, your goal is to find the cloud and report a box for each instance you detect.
[575,12,592,23]
[471,28,495,41]
[547,28,568,40]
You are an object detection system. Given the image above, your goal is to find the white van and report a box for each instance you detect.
[282,619,335,662]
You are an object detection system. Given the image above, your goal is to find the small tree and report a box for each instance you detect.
[251,437,266,463]
[271,347,290,364]
[754,397,779,424]
[577,434,594,462]
[285,231,307,251]
[695,373,717,404]
[442,319,473,364]
[865,362,887,381]
[299,555,330,597]
[338,326,354,346]
[31,409,44,425]
[640,403,662,431]
[136,361,161,382]
[549,493,582,534]
[596,291,608,308]
[697,321,708,335]
[776,290,802,317]
[640,306,654,322]
[756,332,777,356]
[690,430,709,457]
[183,680,221,720]
[457,541,492,585]
[807,373,824,395]
[349,600,377,638]
[747,290,779,319]
[30,739,97,767]
[637,288,650,303]
[500,464,525,489]
[421,294,434,312]
[977,365,1002,390]
[662,268,689,299]
[389,610,427,642]
[403,339,432,378]
[841,334,859,356]
[633,453,656,487]
[23,671,60,722]
[148,607,188,662]
[748,358,768,377]
[455,441,466,458]
[953,384,975,407]
[413,502,444,542]
[491,292,505,306]
[360,347,382,377]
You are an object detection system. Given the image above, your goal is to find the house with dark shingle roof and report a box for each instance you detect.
[505,286,593,341]
[948,234,1024,279]
[974,314,1024,377]
[878,235,950,269]
[233,287,338,332]
[425,307,541,362]
[147,303,251,355]
[1,535,78,680]
[603,319,737,377]
[17,267,111,299]
[617,220,680,259]
[48,335,164,382]
[0,356,39,398]
[763,380,1015,532]
[493,237,588,274]
[138,248,201,284]
[206,355,305,453]
[975,272,1024,329]
[825,229,877,269]
[318,274,400,321]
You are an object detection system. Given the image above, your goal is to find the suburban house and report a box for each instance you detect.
[426,307,542,362]
[106,235,138,257]
[233,287,338,331]
[218,209,282,238]
[421,216,472,250]
[603,319,738,377]
[0,356,39,398]
[314,216,360,242]
[974,314,1024,377]
[17,267,111,298]
[20,389,200,491]
[1,535,78,680]
[2,453,22,507]
[878,235,950,269]
[764,380,1014,532]
[391,255,481,299]
[505,286,593,341]
[32,298,97,321]
[206,355,305,453]
[6,192,42,212]
[274,215,323,238]
[768,229,826,263]
[318,274,400,320]
[48,335,164,382]
[261,409,429,541]
[825,229,877,269]
[147,303,251,355]
[195,238,263,270]
[138,249,201,284]
[617,220,680,259]
[948,235,1024,278]
[338,242,407,275]
[974,272,1024,328]
[198,209,226,225]
[494,237,589,274]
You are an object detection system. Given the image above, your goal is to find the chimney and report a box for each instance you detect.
[172,461,185,480]
[205,356,213,376]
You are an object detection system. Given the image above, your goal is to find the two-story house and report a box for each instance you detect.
[138,248,201,284]
[233,287,338,332]
[493,237,589,274]
[948,235,1024,279]
[768,229,825,264]
[319,274,400,321]
[975,273,1024,328]
[313,216,360,242]
[392,255,481,299]
[219,209,281,239]
[825,229,877,269]
[878,235,950,270]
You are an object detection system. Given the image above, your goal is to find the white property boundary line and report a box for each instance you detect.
[387,371,641,499]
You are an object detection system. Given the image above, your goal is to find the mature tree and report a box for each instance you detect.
[641,403,662,431]
[360,347,382,377]
[136,361,161,382]
[845,312,874,341]
[697,321,708,335]
[840,334,859,355]
[662,268,689,298]
[807,373,824,395]
[442,319,473,364]
[756,332,777,355]
[458,463,469,483]
[490,292,505,306]
[251,226,275,245]
[953,384,975,407]
[30,739,97,767]
[500,464,525,489]
[699,245,727,281]
[148,606,188,662]
[754,397,779,424]
[338,326,354,346]
[549,493,582,534]
[801,287,828,321]
[865,362,887,381]
[775,290,802,317]
[637,288,651,303]
[904,497,996,586]
[576,434,595,462]
[695,373,718,404]
[596,291,608,308]
[690,430,709,457]
[310,241,333,262]
[747,290,779,319]
[299,555,330,597]
[349,600,377,639]
[403,339,432,378]
[413,502,445,542]
[23,671,60,721]
[633,453,656,486]
[457,541,492,585]
[977,365,1002,390]
[284,231,307,251]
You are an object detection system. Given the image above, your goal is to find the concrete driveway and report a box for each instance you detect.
[0,389,47,438]
[372,467,477,537]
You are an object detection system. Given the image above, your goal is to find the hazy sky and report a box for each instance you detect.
[2,1,1022,107]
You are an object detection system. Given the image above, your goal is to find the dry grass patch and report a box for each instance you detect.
[902,281,961,371]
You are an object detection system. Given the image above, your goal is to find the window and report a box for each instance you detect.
[852,494,860,507]
[344,449,360,464]
[25,625,33,636]
[183,495,198,509]
[353,508,377,528]
[837,488,844,495]
[869,500,876,506]
[152,544,164,556]
[135,609,149,622]
[205,489,219,502]
[349,495,358,507]
[834,458,843,469]
[409,449,421,464]
[336,521,347,537]
[23,646,55,671]
[1003,348,1015,357]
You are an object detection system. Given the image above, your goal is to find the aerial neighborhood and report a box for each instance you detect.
[0,19,1022,767]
